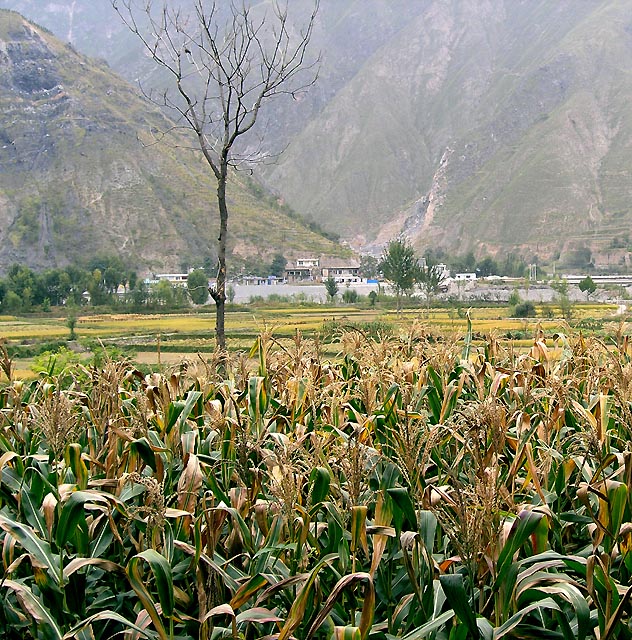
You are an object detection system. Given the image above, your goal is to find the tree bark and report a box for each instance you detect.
[211,172,228,353]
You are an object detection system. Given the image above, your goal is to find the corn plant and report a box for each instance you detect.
[0,325,631,638]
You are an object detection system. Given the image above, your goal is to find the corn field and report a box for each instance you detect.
[0,321,631,639]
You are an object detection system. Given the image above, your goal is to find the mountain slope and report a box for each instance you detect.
[6,1,632,266]
[0,10,347,274]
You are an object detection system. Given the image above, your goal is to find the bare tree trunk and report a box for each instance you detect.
[211,173,228,352]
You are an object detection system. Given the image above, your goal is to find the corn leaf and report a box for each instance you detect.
[439,574,478,638]
[230,573,269,610]
[3,579,62,640]
[127,550,174,639]
[305,572,375,640]
[62,610,153,639]
[0,515,61,585]
[277,554,337,640]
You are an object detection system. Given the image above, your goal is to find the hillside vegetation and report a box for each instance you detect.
[10,1,632,264]
[0,10,347,274]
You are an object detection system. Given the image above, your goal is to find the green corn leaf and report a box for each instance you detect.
[462,310,473,361]
[0,515,61,585]
[419,510,438,552]
[277,554,337,640]
[399,609,455,640]
[439,574,479,638]
[388,487,417,531]
[477,617,494,640]
[332,627,361,640]
[426,386,442,425]
[62,610,153,639]
[305,572,375,640]
[56,491,93,549]
[530,513,550,554]
[248,376,270,432]
[177,390,203,433]
[247,335,267,377]
[213,505,255,554]
[63,557,123,579]
[494,597,561,638]
[605,480,628,553]
[207,469,230,505]
[520,583,591,640]
[127,550,174,639]
[3,579,62,640]
[130,437,158,472]
[309,466,331,509]
[495,511,544,588]
[230,573,269,610]
[602,584,632,640]
[65,444,88,490]
[21,466,51,536]
[351,505,368,555]
[235,607,282,624]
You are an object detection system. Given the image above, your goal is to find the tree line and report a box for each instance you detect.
[0,257,197,313]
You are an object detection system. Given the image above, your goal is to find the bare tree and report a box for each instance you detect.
[112,0,319,351]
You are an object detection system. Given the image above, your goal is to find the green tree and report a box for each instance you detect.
[64,265,89,305]
[114,0,318,352]
[87,269,109,306]
[152,280,175,307]
[342,288,358,304]
[103,266,123,294]
[269,254,287,278]
[578,275,597,300]
[187,269,210,305]
[514,301,536,318]
[502,252,528,278]
[66,314,77,340]
[550,278,572,319]
[325,276,339,302]
[418,259,446,315]
[41,269,72,306]
[6,264,43,309]
[360,255,379,280]
[130,281,149,308]
[477,256,499,277]
[379,238,420,311]
[508,289,521,307]
[2,290,21,313]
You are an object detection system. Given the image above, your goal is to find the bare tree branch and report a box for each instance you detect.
[112,0,319,352]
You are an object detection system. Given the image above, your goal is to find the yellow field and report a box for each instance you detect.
[0,302,624,376]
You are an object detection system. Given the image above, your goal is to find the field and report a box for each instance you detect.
[0,301,631,638]
[0,301,622,378]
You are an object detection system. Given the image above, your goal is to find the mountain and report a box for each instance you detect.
[0,9,347,274]
[267,0,632,268]
[6,1,632,268]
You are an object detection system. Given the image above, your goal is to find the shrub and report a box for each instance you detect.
[513,301,536,317]
[342,288,358,303]
[31,345,86,375]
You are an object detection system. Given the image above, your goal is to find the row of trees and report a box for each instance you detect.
[361,247,533,283]
[0,258,138,313]
[379,238,446,311]
[0,262,205,313]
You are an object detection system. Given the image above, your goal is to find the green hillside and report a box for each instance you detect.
[0,10,348,274]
